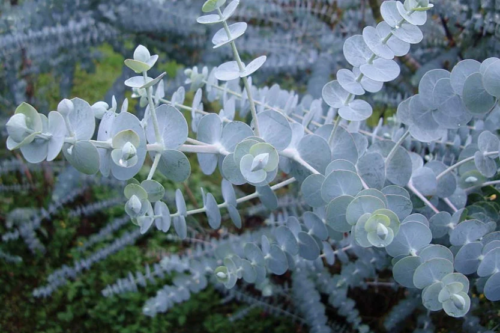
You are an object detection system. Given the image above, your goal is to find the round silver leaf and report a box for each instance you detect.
[298,231,320,260]
[377,22,410,56]
[393,256,421,288]
[240,56,267,78]
[205,193,221,229]
[222,154,246,185]
[482,59,500,98]
[297,134,331,174]
[462,73,496,114]
[256,185,278,211]
[343,35,373,67]
[418,69,450,109]
[303,212,328,241]
[274,226,299,255]
[257,110,292,151]
[337,69,365,95]
[381,1,403,27]
[173,216,187,240]
[396,1,427,26]
[357,152,386,189]
[346,195,386,226]
[454,241,482,275]
[326,195,354,232]
[360,58,400,82]
[353,67,383,93]
[301,174,326,208]
[450,59,481,95]
[450,220,490,246]
[322,80,349,108]
[484,272,500,301]
[385,221,432,257]
[215,61,240,81]
[321,170,363,202]
[326,159,357,175]
[157,150,191,182]
[363,26,394,60]
[339,99,373,122]
[212,22,247,48]
[391,21,423,44]
[413,258,454,289]
[63,141,100,175]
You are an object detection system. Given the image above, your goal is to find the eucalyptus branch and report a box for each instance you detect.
[443,198,458,213]
[170,177,296,218]
[436,151,497,181]
[147,153,161,180]
[280,149,320,175]
[407,180,439,214]
[143,71,163,145]
[218,8,260,136]
[385,128,410,164]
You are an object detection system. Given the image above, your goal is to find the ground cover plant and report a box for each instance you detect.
[2,0,500,332]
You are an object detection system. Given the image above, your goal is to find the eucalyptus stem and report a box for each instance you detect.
[385,128,410,164]
[88,139,112,149]
[170,177,296,218]
[436,151,497,181]
[443,198,458,213]
[341,14,413,107]
[327,116,340,146]
[218,8,260,136]
[407,181,440,214]
[178,144,223,154]
[465,179,500,193]
[143,71,163,145]
[201,79,466,149]
[280,149,320,174]
[147,153,161,180]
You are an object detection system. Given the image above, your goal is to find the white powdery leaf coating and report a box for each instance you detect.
[360,58,400,82]
[322,80,349,108]
[339,99,373,122]
[396,1,427,26]
[337,69,365,95]
[257,111,292,151]
[343,35,373,67]
[450,59,481,95]
[377,22,410,57]
[462,73,496,114]
[380,1,403,27]
[391,22,423,44]
[482,59,500,98]
[240,56,267,77]
[212,22,247,48]
[362,26,394,60]
[353,67,383,93]
[215,61,240,81]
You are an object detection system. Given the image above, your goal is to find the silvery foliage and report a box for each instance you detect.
[5,0,500,325]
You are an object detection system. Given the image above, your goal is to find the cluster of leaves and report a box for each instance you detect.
[3,0,500,332]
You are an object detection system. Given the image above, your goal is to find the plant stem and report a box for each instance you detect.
[464,179,500,193]
[385,128,410,164]
[218,8,260,136]
[147,153,161,180]
[88,139,112,149]
[280,149,321,174]
[328,116,340,146]
[407,180,439,214]
[178,144,223,154]
[170,177,296,218]
[443,198,458,212]
[143,71,163,145]
[436,151,497,181]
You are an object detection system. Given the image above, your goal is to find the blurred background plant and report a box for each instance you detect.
[1,0,500,332]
